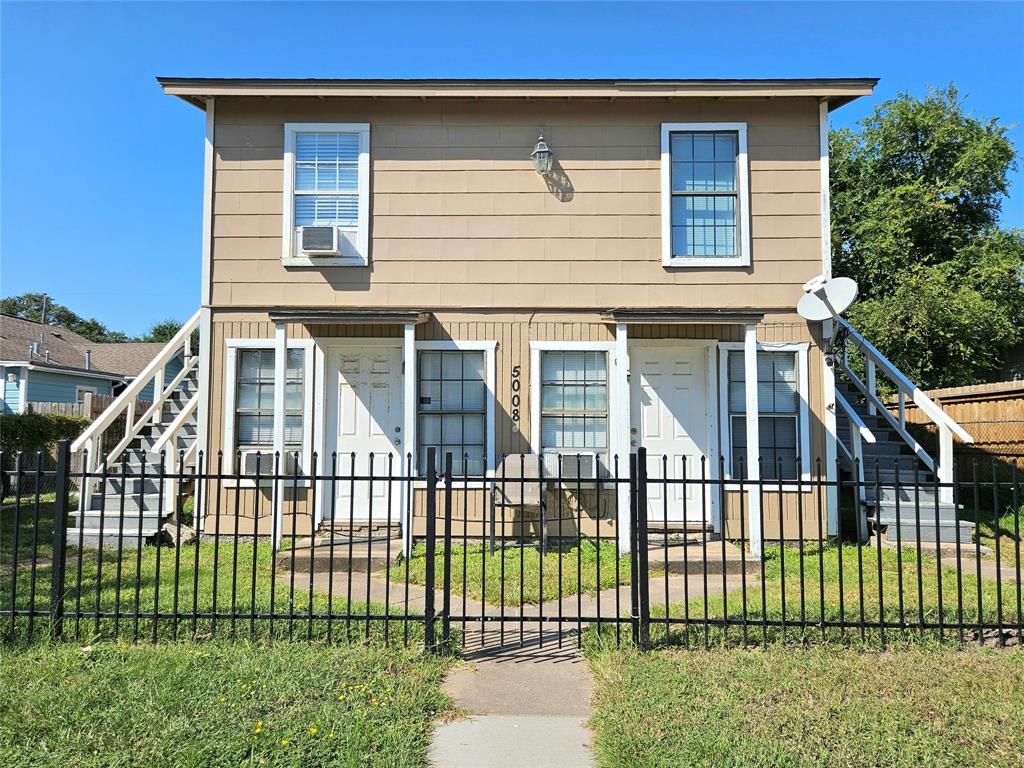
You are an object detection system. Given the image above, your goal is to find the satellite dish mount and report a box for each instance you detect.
[796,275,859,368]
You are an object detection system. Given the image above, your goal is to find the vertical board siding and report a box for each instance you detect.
[205,311,827,535]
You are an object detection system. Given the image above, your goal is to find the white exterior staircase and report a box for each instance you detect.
[69,311,201,547]
[832,319,975,546]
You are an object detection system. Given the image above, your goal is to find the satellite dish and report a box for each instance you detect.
[797,275,858,322]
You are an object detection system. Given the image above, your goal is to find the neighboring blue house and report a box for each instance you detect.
[1,314,180,415]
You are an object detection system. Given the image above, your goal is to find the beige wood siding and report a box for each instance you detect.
[210,97,822,311]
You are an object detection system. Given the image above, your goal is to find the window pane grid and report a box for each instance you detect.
[293,131,360,228]
[417,351,486,476]
[235,348,305,452]
[670,130,739,258]
[540,351,609,451]
[728,351,799,480]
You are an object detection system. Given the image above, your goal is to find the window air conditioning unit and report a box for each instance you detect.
[299,226,340,256]
[240,451,301,477]
[542,451,599,482]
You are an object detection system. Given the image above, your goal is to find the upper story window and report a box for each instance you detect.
[282,123,370,267]
[661,123,750,268]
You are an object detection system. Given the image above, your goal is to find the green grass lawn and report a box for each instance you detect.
[0,641,453,768]
[395,539,632,606]
[2,493,435,646]
[587,645,1024,768]
[652,544,1023,648]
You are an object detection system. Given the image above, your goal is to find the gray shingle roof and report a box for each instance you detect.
[0,314,166,378]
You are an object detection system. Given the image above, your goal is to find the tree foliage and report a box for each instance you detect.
[0,293,130,343]
[831,85,1023,388]
[0,293,183,344]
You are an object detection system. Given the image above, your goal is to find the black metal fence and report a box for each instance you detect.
[1,443,1022,651]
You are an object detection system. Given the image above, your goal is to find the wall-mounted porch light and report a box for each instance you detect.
[531,131,554,175]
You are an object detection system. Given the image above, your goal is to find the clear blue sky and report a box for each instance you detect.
[2,1,1022,336]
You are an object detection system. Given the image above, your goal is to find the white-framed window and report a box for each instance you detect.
[661,122,750,268]
[282,123,370,266]
[75,385,98,404]
[719,343,810,483]
[415,341,496,478]
[539,350,609,454]
[223,339,315,475]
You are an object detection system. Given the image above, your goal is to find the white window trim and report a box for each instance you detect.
[661,122,751,268]
[529,341,619,458]
[222,338,315,484]
[717,341,811,490]
[282,122,371,267]
[75,385,98,403]
[412,340,497,487]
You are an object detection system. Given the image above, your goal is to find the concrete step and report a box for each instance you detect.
[874,501,960,524]
[864,484,940,504]
[101,476,163,494]
[66,527,162,549]
[86,493,170,513]
[71,506,165,526]
[880,519,974,545]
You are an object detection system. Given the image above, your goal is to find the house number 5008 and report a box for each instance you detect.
[510,365,521,423]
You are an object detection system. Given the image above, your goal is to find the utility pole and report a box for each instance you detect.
[40,293,49,326]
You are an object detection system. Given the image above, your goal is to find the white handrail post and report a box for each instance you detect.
[152,365,165,425]
[851,428,868,541]
[938,423,954,504]
[898,390,906,431]
[866,359,877,416]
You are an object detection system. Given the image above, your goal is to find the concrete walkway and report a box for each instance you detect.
[430,636,596,768]
[279,557,749,767]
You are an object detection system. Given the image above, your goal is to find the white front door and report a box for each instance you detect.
[331,346,403,521]
[629,345,712,524]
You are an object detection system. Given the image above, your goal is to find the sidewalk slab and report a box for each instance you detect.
[429,715,593,768]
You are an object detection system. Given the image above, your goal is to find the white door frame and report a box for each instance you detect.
[627,339,720,530]
[314,337,405,526]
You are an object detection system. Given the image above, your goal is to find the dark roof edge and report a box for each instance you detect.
[603,309,767,325]
[267,309,429,325]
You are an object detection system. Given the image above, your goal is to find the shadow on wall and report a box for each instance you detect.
[543,159,575,203]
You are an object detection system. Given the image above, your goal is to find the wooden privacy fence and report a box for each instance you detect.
[888,380,1024,459]
[25,392,117,419]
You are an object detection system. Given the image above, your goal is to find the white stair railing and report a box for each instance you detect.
[835,318,973,503]
[71,310,201,503]
[834,389,875,541]
[152,390,200,513]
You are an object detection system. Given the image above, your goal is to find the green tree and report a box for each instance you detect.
[0,293,129,343]
[831,85,1023,388]
[138,318,183,343]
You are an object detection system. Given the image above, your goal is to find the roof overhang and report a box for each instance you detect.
[266,309,429,325]
[0,361,126,380]
[157,77,877,111]
[602,309,766,325]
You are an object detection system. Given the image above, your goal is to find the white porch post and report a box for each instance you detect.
[402,322,416,556]
[272,322,288,550]
[821,320,839,536]
[615,322,632,553]
[743,323,763,558]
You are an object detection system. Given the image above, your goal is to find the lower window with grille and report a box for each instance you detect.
[539,350,609,455]
[728,350,799,480]
[233,347,306,462]
[417,350,486,476]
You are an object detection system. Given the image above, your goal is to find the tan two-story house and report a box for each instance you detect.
[158,77,878,552]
